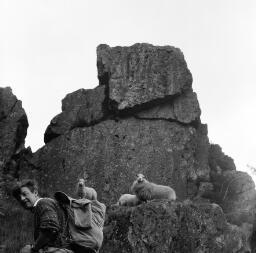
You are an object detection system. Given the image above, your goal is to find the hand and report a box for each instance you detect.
[20,244,32,253]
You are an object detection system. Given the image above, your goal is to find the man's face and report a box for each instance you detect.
[19,186,39,209]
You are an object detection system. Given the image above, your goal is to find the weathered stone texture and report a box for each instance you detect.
[207,144,256,226]
[7,43,256,252]
[0,87,28,183]
[45,43,199,144]
[76,86,106,125]
[209,144,236,172]
[44,108,80,143]
[102,200,250,253]
[211,170,256,225]
[44,86,106,143]
[135,90,201,124]
[97,43,193,110]
[22,118,209,205]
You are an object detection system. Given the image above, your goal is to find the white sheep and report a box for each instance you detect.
[75,178,97,200]
[116,194,141,207]
[131,173,176,201]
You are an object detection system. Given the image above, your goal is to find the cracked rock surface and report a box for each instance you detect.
[102,200,250,253]
[0,87,28,192]
[22,118,209,204]
[97,43,193,110]
[4,43,256,252]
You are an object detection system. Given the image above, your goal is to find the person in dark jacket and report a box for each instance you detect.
[12,179,73,253]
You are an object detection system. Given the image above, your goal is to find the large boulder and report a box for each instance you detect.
[209,144,236,172]
[208,144,256,225]
[45,43,197,143]
[135,90,201,124]
[211,169,256,225]
[20,118,209,205]
[0,87,30,252]
[102,200,250,253]
[39,43,207,205]
[13,43,256,252]
[0,87,28,195]
[44,86,107,143]
[97,43,193,110]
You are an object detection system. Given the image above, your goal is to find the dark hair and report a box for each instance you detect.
[12,179,39,201]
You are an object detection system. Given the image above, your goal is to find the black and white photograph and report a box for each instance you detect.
[1,1,256,252]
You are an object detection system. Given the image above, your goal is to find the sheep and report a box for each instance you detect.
[75,178,97,200]
[131,173,176,202]
[115,194,141,207]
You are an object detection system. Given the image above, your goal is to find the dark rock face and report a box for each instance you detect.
[9,43,256,252]
[135,90,201,124]
[97,43,193,110]
[44,86,107,143]
[208,144,256,226]
[0,87,28,195]
[211,170,256,225]
[102,200,250,253]
[21,118,210,205]
[45,43,197,144]
[209,144,236,172]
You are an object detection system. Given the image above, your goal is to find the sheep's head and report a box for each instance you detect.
[136,173,145,183]
[131,173,146,193]
[77,178,85,187]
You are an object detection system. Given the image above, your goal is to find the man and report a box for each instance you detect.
[12,179,73,253]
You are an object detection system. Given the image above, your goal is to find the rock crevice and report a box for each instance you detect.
[1,43,256,253]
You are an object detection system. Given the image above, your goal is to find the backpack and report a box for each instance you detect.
[54,191,106,252]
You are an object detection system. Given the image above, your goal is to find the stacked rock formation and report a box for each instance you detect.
[0,87,28,197]
[23,44,210,204]
[208,144,256,226]
[1,43,256,252]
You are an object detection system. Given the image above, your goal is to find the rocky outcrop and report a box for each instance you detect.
[44,86,107,143]
[209,144,236,172]
[22,44,209,205]
[102,200,250,253]
[208,145,256,226]
[4,43,256,252]
[97,43,192,110]
[21,118,210,205]
[135,90,201,124]
[0,87,28,196]
[44,43,196,143]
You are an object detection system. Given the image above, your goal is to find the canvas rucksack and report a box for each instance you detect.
[54,191,106,252]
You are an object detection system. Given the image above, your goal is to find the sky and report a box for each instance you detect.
[1,0,256,178]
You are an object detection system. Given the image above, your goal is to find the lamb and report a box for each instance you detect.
[116,194,141,207]
[75,178,97,200]
[131,173,176,201]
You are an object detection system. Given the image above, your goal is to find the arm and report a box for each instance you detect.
[34,199,61,251]
[20,232,55,253]
[32,230,58,252]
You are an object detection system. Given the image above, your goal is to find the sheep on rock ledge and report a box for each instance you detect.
[131,174,176,202]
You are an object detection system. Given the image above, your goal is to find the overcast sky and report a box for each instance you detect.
[1,0,256,177]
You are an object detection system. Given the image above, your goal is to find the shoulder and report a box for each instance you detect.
[36,198,58,209]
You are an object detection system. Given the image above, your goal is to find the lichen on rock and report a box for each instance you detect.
[0,87,28,196]
[102,200,250,253]
[1,43,256,252]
